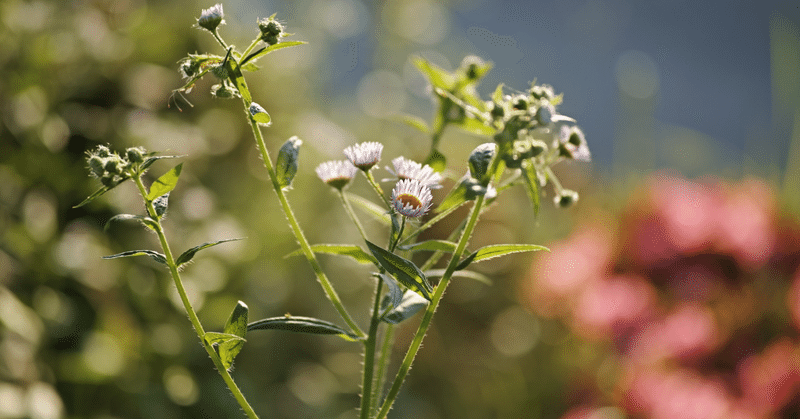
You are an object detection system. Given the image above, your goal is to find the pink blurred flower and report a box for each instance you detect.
[629,303,720,364]
[571,275,656,344]
[737,338,800,416]
[714,179,776,271]
[622,368,733,419]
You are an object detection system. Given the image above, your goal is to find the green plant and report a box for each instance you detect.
[75,4,590,418]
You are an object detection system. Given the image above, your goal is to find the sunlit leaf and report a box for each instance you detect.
[521,160,540,216]
[247,316,361,342]
[74,185,113,208]
[140,155,184,172]
[377,273,404,310]
[397,240,458,253]
[102,249,167,265]
[104,214,157,232]
[275,136,301,189]
[176,238,243,267]
[425,269,493,286]
[457,244,549,270]
[218,301,248,370]
[413,57,456,91]
[146,163,182,202]
[397,114,430,133]
[346,193,391,226]
[423,149,446,173]
[204,332,245,346]
[240,41,307,66]
[381,291,428,325]
[284,244,378,266]
[366,240,432,300]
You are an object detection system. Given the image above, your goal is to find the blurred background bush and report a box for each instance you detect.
[1,0,799,418]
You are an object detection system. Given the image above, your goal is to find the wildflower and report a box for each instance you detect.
[316,160,357,190]
[197,4,224,32]
[558,125,590,162]
[387,157,442,189]
[344,142,383,171]
[391,179,433,218]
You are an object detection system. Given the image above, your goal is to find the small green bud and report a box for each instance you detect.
[511,94,529,110]
[211,64,229,80]
[125,147,145,164]
[197,4,224,32]
[555,189,579,208]
[535,103,554,125]
[100,173,117,187]
[460,55,486,81]
[179,59,201,80]
[211,82,240,99]
[104,158,121,174]
[468,143,496,185]
[249,102,271,125]
[258,16,283,45]
[275,136,302,189]
[530,84,555,100]
[87,155,105,177]
[96,145,111,158]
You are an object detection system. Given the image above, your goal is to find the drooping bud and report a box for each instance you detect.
[275,136,302,189]
[555,189,579,208]
[535,102,555,125]
[468,143,496,185]
[197,4,225,32]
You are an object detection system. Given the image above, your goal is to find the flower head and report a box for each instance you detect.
[391,179,433,218]
[197,4,224,32]
[316,160,358,190]
[558,125,590,162]
[344,142,383,171]
[387,156,442,189]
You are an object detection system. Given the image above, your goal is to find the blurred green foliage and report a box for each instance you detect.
[1,0,799,418]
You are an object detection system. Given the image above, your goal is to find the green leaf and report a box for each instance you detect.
[218,301,248,371]
[345,193,391,226]
[454,116,495,137]
[425,269,493,286]
[492,83,505,104]
[140,155,184,172]
[397,114,430,133]
[413,57,456,91]
[104,214,157,232]
[521,160,540,216]
[224,50,252,104]
[283,244,378,266]
[240,41,307,66]
[457,244,549,270]
[365,240,432,300]
[74,185,113,208]
[435,179,469,214]
[102,250,167,265]
[153,193,169,219]
[275,136,302,189]
[247,316,361,342]
[146,163,183,201]
[423,149,446,173]
[377,273,404,310]
[381,291,429,325]
[176,238,244,267]
[397,240,458,253]
[249,102,271,125]
[204,332,245,346]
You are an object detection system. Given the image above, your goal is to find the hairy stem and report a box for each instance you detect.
[339,190,369,242]
[235,75,365,338]
[360,277,384,419]
[132,175,259,419]
[371,324,395,414]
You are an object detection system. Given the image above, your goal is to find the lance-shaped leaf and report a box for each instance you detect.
[140,154,184,172]
[275,136,302,189]
[176,238,243,267]
[521,160,540,216]
[456,244,549,270]
[425,269,493,286]
[104,214,157,232]
[204,332,245,346]
[366,240,432,300]
[376,273,404,310]
[284,244,378,266]
[223,50,252,104]
[74,185,113,208]
[398,240,458,253]
[381,291,429,325]
[436,178,469,214]
[218,301,248,371]
[102,250,167,265]
[247,316,361,342]
[146,163,183,202]
[413,57,456,91]
[346,194,391,226]
[239,41,307,66]
[397,114,430,134]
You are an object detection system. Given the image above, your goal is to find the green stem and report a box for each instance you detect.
[211,29,228,49]
[365,170,390,208]
[375,193,486,419]
[239,38,261,65]
[360,277,384,419]
[398,201,465,246]
[371,324,394,414]
[132,175,259,419]
[236,77,365,338]
[339,190,369,242]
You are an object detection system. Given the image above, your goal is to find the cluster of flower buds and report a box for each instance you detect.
[258,15,284,46]
[86,145,145,187]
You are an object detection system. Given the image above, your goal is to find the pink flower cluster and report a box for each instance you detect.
[524,174,800,419]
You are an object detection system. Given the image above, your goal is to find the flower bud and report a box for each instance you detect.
[197,4,224,32]
[100,173,117,187]
[535,102,555,125]
[96,145,111,158]
[530,84,555,100]
[276,136,302,189]
[211,83,239,99]
[511,94,529,110]
[489,101,505,119]
[468,143,496,185]
[126,147,145,164]
[459,55,487,81]
[249,102,271,125]
[555,189,579,208]
[104,157,122,175]
[258,16,283,45]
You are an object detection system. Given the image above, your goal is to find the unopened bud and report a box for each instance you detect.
[197,4,224,32]
[555,189,579,208]
[126,147,145,164]
[468,143,496,185]
[258,16,283,45]
[87,155,105,177]
[276,136,302,189]
[535,102,554,125]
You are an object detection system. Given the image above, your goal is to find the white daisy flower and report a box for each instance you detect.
[315,160,358,190]
[197,4,224,31]
[344,142,384,171]
[386,156,443,189]
[391,179,433,218]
